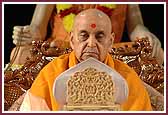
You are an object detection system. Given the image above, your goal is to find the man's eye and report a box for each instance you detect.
[96,33,105,41]
[79,33,89,41]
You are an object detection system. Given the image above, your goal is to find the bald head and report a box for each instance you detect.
[70,9,115,62]
[73,9,112,32]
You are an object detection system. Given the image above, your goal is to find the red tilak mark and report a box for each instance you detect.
[90,24,96,28]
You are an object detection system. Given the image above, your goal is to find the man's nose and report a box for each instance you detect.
[88,36,97,47]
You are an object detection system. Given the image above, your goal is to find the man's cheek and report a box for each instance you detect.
[76,47,83,57]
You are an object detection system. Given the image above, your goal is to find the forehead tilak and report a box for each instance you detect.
[80,12,103,28]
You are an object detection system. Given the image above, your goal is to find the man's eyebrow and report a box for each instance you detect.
[96,31,105,34]
[79,30,88,33]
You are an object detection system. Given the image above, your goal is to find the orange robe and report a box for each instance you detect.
[20,51,152,111]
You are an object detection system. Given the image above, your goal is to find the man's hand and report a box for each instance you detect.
[12,25,42,46]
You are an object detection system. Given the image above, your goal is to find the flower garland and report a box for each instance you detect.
[57,4,116,33]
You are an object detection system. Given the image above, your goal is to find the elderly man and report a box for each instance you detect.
[20,9,152,111]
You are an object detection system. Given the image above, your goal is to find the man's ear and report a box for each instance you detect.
[109,32,115,46]
[111,32,115,44]
[108,32,115,52]
[70,32,74,50]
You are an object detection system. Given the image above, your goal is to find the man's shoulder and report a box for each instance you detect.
[31,53,70,86]
[113,59,134,71]
[113,59,138,79]
[44,53,70,70]
[52,53,70,63]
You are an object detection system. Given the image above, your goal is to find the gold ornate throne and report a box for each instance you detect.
[4,38,164,111]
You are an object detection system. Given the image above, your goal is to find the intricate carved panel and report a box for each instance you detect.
[65,68,120,111]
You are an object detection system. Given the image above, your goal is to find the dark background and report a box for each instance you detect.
[4,4,164,64]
